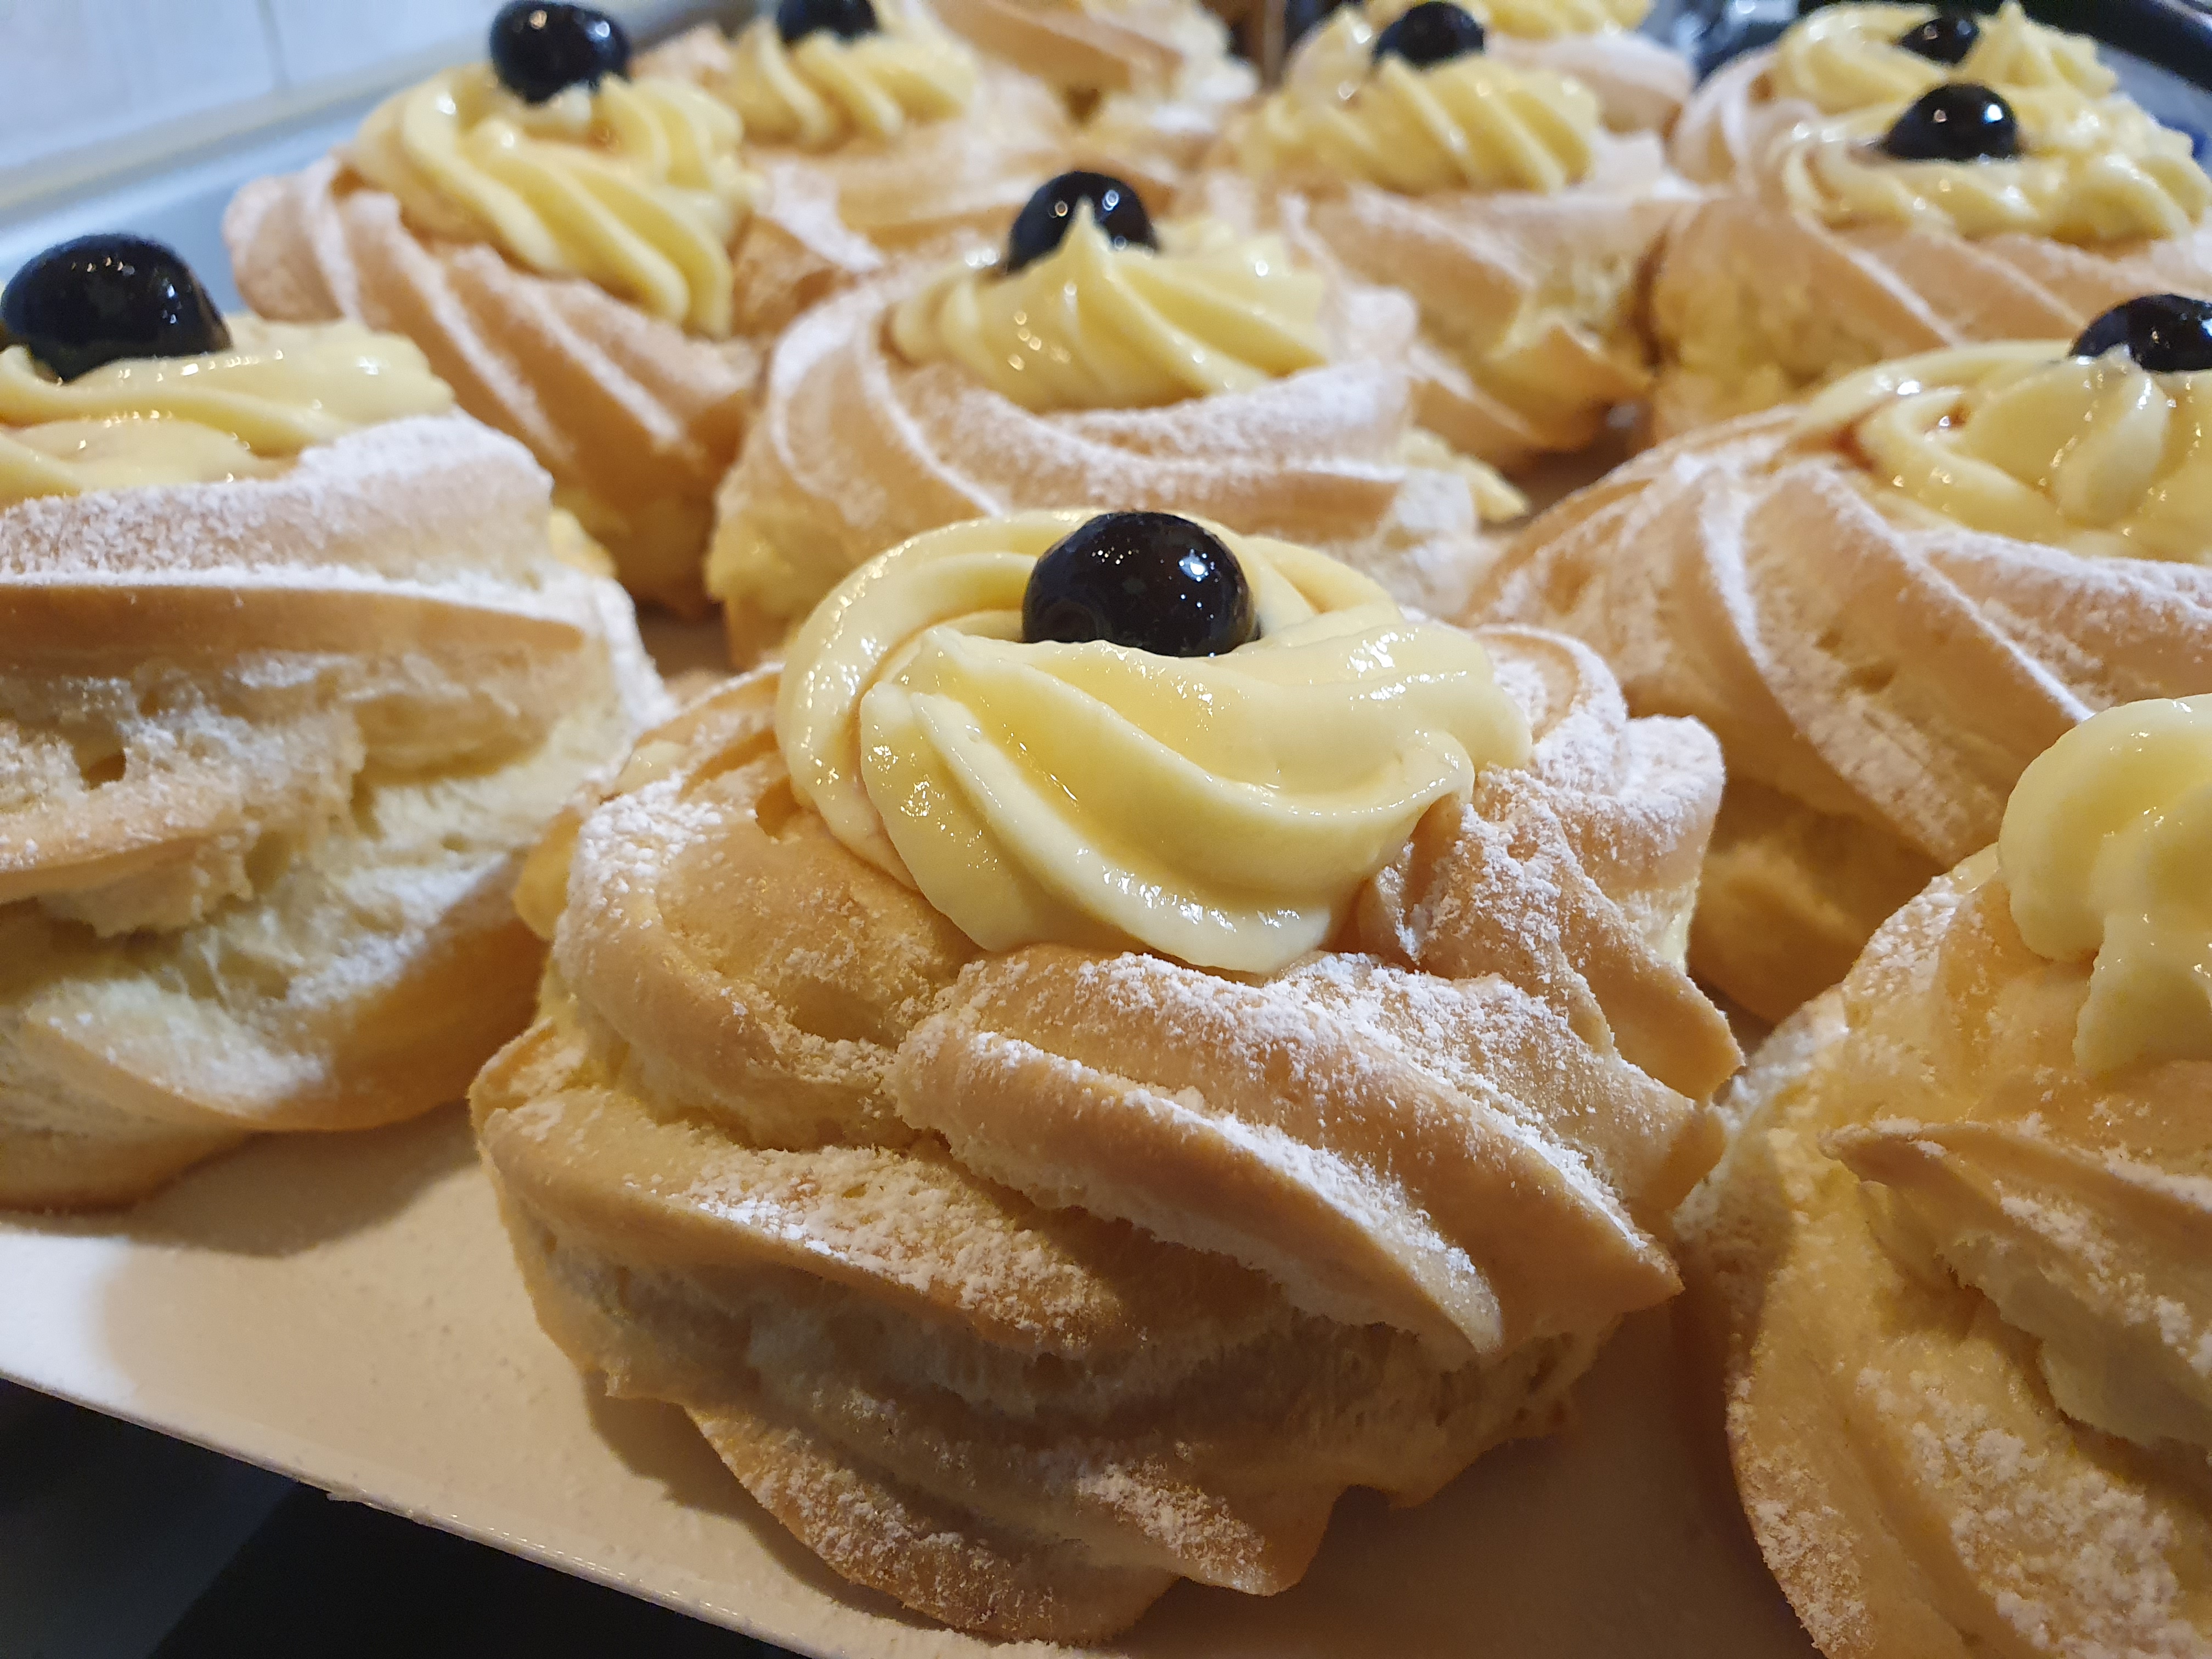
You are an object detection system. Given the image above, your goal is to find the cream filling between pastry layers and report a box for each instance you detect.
[1769,2,2113,117]
[724,9,977,150]
[0,318,454,504]
[1998,694,2212,1074]
[1798,341,2212,562]
[1239,22,1600,195]
[775,510,1530,972]
[348,63,753,336]
[888,207,1329,411]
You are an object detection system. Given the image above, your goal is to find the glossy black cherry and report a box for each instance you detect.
[1372,1,1486,68]
[1023,513,1256,658]
[776,0,878,45]
[1006,172,1155,275]
[1285,0,1352,52]
[1880,82,2018,162]
[1895,10,1979,64]
[489,2,629,103]
[2071,294,2212,372]
[0,235,229,383]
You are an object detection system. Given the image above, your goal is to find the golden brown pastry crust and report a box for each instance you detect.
[1649,194,2212,436]
[224,160,754,614]
[1466,407,2212,1023]
[0,417,663,1209]
[1680,859,2212,1658]
[471,623,1739,1640]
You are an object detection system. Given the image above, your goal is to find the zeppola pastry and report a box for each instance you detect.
[473,506,1740,1639]
[1281,0,1692,140]
[1651,9,2212,433]
[1671,2,2115,189]
[1469,295,2212,1024]
[639,0,1074,338]
[0,236,664,1210]
[225,2,758,613]
[1681,696,2212,1658]
[1220,1,1692,472]
[932,0,1255,195]
[705,169,1527,660]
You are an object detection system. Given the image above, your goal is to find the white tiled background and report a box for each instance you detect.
[0,1,715,196]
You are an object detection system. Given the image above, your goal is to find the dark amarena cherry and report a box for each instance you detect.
[0,235,229,382]
[776,0,879,46]
[489,2,629,103]
[1881,82,2018,162]
[1005,172,1156,274]
[1895,10,1980,64]
[2072,294,2212,372]
[1372,1,1487,68]
[1023,513,1257,658]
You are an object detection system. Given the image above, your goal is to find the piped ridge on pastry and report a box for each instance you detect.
[1471,308,2212,1023]
[473,506,1739,1640]
[1681,698,2212,1658]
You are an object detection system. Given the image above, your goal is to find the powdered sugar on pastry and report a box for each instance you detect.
[471,606,1737,1640]
[1,414,664,1210]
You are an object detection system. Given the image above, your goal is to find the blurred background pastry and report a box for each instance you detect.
[1470,296,2212,1024]
[1217,2,1694,476]
[225,2,758,614]
[641,0,1076,336]
[476,506,1739,1640]
[1275,0,1692,139]
[706,170,1525,659]
[1672,2,2115,189]
[0,235,665,1210]
[1654,14,2212,436]
[1680,695,2212,1658]
[933,0,1256,195]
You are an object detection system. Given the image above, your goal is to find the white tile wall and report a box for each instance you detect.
[0,0,707,193]
[0,0,280,176]
[263,0,505,87]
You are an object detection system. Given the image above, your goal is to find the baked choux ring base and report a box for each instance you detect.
[1680,859,2212,1658]
[474,624,1741,1640]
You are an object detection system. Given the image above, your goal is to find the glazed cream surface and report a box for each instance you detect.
[349,63,752,336]
[1773,90,2211,242]
[1769,2,2112,115]
[724,9,977,150]
[0,317,453,504]
[1241,19,1600,195]
[888,207,1329,412]
[1799,341,2212,562]
[775,510,1531,972]
[1999,694,2212,1074]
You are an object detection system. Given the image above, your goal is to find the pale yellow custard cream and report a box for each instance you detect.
[724,7,977,151]
[1240,22,1600,195]
[776,510,1530,972]
[1998,695,2212,1075]
[1798,341,2212,561]
[888,207,1328,411]
[1773,93,2211,242]
[348,63,753,336]
[0,317,453,505]
[1474,0,1645,38]
[1769,2,2112,117]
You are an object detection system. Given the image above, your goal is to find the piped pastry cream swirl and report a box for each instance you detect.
[724,9,978,151]
[1240,33,1600,195]
[1774,96,2212,242]
[1471,0,1645,38]
[348,63,753,336]
[888,208,1329,412]
[0,317,453,505]
[777,510,1530,972]
[1999,695,2212,1075]
[1770,2,2112,115]
[1800,342,2212,561]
